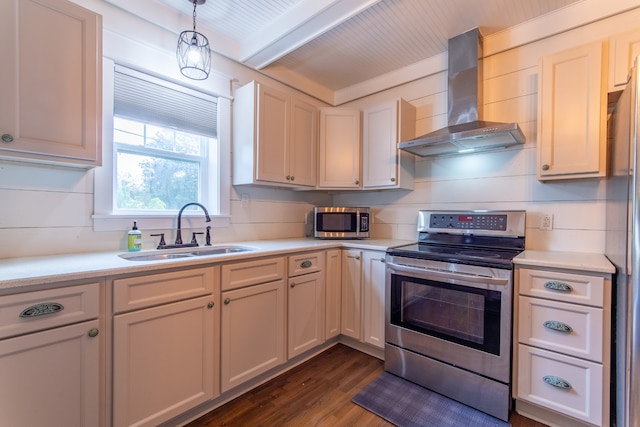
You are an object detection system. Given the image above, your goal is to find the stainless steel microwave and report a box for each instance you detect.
[313,207,370,239]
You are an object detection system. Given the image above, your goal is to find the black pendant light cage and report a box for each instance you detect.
[177,0,211,80]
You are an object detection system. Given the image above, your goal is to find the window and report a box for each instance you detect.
[94,61,230,231]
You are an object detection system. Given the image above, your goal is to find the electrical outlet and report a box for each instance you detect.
[540,213,553,230]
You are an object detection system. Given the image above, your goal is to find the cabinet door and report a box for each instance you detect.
[256,84,289,184]
[221,280,285,392]
[363,100,398,188]
[0,0,101,166]
[363,251,386,348]
[318,108,361,189]
[537,41,607,181]
[325,249,342,339]
[113,296,216,427]
[610,29,640,90]
[363,99,415,190]
[288,271,324,358]
[0,319,100,427]
[341,249,362,340]
[290,98,317,187]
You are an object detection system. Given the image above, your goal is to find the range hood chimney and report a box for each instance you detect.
[399,28,525,157]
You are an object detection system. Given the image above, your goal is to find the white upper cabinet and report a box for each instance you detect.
[610,29,640,90]
[233,81,317,188]
[0,0,102,167]
[537,41,607,181]
[318,108,362,189]
[362,98,415,190]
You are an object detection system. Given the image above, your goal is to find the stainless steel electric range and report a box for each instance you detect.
[385,210,526,422]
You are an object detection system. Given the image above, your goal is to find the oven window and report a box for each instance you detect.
[390,274,502,355]
[316,213,356,232]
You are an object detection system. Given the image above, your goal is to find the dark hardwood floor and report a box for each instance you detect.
[186,344,547,427]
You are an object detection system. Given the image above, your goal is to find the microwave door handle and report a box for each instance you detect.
[386,262,510,286]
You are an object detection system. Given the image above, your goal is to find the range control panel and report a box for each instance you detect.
[417,210,526,237]
[429,213,507,231]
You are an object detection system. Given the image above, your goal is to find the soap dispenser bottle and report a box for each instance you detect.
[128,221,142,252]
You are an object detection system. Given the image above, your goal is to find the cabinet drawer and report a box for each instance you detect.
[0,282,100,339]
[288,251,324,277]
[519,268,604,307]
[222,257,284,291]
[113,267,215,313]
[519,296,603,362]
[517,344,603,426]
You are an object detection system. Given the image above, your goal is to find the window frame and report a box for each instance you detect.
[93,58,230,232]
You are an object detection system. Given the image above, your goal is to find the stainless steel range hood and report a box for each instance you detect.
[399,28,525,157]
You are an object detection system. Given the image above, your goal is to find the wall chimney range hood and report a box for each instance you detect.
[399,28,525,157]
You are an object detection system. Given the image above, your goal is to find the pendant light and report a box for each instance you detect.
[177,0,211,80]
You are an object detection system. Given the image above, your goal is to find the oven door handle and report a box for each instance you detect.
[386,262,510,286]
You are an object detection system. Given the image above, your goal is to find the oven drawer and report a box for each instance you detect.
[518,296,603,362]
[518,268,604,307]
[517,344,603,426]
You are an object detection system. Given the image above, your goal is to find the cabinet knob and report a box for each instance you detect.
[207,301,214,309]
[290,282,296,288]
[290,176,295,181]
[1,134,13,143]
[542,164,550,171]
[286,175,291,181]
[88,328,99,338]
[224,298,231,305]
[355,180,359,185]
[355,256,360,261]
[390,177,396,182]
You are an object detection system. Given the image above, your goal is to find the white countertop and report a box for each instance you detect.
[513,250,615,274]
[0,238,414,293]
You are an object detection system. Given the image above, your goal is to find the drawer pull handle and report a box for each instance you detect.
[207,301,214,309]
[544,281,573,293]
[543,375,572,390]
[300,260,312,269]
[19,302,64,318]
[543,320,573,333]
[88,328,99,338]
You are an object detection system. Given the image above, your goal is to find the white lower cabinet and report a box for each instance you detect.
[325,249,342,339]
[341,249,363,339]
[362,251,386,348]
[220,257,285,393]
[341,249,386,349]
[514,265,611,427]
[0,282,101,426]
[287,252,325,358]
[112,267,218,427]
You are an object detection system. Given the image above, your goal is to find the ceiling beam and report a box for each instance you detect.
[240,0,381,69]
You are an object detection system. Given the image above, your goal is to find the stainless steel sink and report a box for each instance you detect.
[188,246,253,256]
[119,245,256,261]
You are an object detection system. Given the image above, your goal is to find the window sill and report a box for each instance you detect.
[92,214,230,232]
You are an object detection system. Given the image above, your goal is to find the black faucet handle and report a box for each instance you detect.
[150,233,166,249]
[205,226,212,246]
[191,232,204,245]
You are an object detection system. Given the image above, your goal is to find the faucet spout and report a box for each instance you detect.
[175,202,211,245]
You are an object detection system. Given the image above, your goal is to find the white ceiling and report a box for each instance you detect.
[105,0,633,103]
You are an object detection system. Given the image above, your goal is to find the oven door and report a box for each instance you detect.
[385,255,513,383]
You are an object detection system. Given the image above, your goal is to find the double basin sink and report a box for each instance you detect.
[119,245,256,262]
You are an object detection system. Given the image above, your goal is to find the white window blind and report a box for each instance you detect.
[113,66,217,138]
